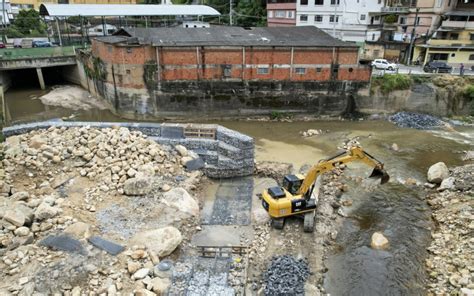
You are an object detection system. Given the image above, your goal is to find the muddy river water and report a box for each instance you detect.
[5,86,474,295]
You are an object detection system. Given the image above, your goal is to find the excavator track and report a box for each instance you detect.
[272,218,285,230]
[303,212,315,233]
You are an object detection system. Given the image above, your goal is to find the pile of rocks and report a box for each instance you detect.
[263,255,310,296]
[0,126,204,294]
[389,112,446,130]
[2,126,187,197]
[425,163,473,296]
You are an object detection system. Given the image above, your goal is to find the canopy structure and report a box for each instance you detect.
[39,4,221,17]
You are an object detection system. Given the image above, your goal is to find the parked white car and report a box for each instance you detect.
[371,59,399,71]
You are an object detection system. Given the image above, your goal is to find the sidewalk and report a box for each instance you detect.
[372,65,474,76]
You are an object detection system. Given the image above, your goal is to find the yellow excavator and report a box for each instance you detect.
[260,147,389,232]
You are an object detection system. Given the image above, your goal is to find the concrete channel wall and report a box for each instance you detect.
[2,121,255,179]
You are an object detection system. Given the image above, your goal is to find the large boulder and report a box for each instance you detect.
[123,177,152,196]
[162,188,199,217]
[371,232,389,250]
[438,177,455,192]
[34,202,59,220]
[3,209,26,227]
[174,145,188,157]
[129,227,182,257]
[427,162,449,184]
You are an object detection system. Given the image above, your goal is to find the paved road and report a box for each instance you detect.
[372,65,474,76]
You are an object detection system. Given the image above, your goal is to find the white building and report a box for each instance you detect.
[0,0,13,25]
[296,0,384,42]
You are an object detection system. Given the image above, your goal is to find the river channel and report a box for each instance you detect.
[4,85,474,295]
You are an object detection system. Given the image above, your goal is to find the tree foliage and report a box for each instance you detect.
[10,9,46,36]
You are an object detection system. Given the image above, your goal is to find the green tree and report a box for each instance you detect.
[11,9,46,35]
[234,0,266,27]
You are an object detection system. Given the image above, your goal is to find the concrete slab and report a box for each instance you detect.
[39,234,86,255]
[88,236,124,255]
[191,225,254,247]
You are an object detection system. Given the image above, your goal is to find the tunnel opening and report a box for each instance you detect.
[6,66,70,90]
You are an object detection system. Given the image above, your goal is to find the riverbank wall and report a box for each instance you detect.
[2,121,254,179]
[357,75,474,117]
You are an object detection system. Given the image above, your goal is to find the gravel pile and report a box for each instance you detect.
[425,164,473,295]
[389,112,445,129]
[263,255,310,296]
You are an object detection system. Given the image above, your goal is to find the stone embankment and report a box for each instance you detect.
[424,162,473,296]
[0,125,208,294]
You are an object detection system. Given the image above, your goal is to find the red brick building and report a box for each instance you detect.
[82,26,370,118]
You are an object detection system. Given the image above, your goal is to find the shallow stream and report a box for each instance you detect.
[5,86,474,295]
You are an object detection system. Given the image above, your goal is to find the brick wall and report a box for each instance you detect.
[91,40,370,86]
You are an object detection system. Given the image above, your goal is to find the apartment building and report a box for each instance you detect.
[295,0,385,42]
[414,0,474,67]
[10,0,136,13]
[267,0,297,27]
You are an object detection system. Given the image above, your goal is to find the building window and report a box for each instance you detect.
[223,65,232,77]
[275,10,286,18]
[301,0,308,5]
[126,69,131,75]
[316,67,322,72]
[372,33,376,40]
[287,11,293,18]
[257,67,269,74]
[107,46,112,53]
[449,33,459,40]
[470,34,474,41]
[469,54,474,60]
[399,16,407,25]
[451,53,455,57]
[315,15,323,22]
[330,0,340,4]
[295,68,306,74]
[268,10,273,18]
[375,16,380,21]
[315,0,323,4]
[127,47,133,53]
[378,0,382,3]
[415,17,421,25]
[360,14,366,21]
[300,14,308,22]
[329,15,339,23]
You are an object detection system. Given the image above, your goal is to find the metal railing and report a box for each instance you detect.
[0,46,78,60]
[381,7,409,13]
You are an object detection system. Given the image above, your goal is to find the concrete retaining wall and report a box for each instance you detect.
[3,121,254,179]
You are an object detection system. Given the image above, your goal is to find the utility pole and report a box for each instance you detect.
[406,7,420,65]
[229,0,233,26]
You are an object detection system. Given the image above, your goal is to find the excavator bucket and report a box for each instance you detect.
[369,167,390,184]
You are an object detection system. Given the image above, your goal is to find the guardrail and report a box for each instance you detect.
[0,46,78,60]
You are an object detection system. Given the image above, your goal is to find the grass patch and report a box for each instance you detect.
[372,74,413,94]
[464,84,474,100]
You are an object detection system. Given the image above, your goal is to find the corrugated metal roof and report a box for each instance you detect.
[39,4,220,17]
[109,26,357,48]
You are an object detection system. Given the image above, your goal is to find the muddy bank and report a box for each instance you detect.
[425,163,473,296]
[38,85,112,111]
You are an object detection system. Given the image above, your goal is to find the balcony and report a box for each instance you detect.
[441,20,474,29]
[381,7,409,13]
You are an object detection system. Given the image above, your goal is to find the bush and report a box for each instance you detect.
[373,74,412,94]
[464,85,474,101]
[3,27,24,38]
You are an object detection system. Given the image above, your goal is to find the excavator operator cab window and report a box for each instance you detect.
[282,175,303,195]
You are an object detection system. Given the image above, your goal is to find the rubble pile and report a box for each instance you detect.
[425,163,473,296]
[263,255,310,296]
[389,112,446,129]
[0,126,204,294]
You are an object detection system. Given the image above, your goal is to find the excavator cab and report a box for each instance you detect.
[282,174,304,195]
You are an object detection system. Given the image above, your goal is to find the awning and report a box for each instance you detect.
[39,4,221,17]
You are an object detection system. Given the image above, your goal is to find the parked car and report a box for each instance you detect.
[32,40,53,48]
[371,59,399,71]
[423,61,452,73]
[0,42,5,49]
